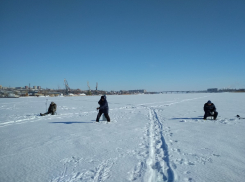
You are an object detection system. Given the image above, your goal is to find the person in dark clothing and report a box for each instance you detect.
[96,95,110,122]
[203,100,218,120]
[40,102,57,116]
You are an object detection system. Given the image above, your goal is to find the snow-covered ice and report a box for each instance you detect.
[0,93,245,182]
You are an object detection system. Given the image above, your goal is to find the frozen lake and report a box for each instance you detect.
[0,93,245,182]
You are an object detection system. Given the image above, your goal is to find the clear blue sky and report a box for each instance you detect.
[1,0,244,91]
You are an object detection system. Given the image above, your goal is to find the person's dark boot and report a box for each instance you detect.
[214,112,218,120]
[104,114,110,122]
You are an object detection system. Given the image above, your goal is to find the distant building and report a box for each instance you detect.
[0,85,2,89]
[128,89,146,94]
[15,87,22,89]
[120,90,129,94]
[207,88,218,92]
[37,86,41,89]
[7,93,19,98]
[33,86,37,89]
[28,90,39,96]
[25,86,29,89]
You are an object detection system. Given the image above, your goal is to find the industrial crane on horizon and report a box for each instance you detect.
[64,79,70,95]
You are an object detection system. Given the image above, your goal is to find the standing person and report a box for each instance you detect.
[96,95,110,122]
[40,102,57,116]
[203,100,218,120]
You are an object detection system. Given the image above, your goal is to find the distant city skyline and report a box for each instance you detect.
[1,0,245,91]
[1,83,244,92]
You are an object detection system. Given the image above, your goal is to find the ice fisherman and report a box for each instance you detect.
[40,102,57,116]
[96,95,110,122]
[203,100,218,120]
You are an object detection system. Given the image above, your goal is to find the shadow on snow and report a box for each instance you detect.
[49,121,93,124]
[172,117,203,120]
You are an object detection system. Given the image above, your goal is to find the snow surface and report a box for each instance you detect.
[0,93,245,182]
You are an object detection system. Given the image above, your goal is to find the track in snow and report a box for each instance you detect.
[50,156,117,182]
[128,105,175,182]
[144,107,174,182]
[128,97,210,182]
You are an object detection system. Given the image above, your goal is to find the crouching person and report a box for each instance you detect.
[40,102,57,116]
[203,100,218,120]
[96,95,110,122]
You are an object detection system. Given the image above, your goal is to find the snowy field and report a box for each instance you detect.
[0,93,245,182]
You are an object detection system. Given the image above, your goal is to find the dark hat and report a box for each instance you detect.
[207,100,211,104]
[101,96,105,99]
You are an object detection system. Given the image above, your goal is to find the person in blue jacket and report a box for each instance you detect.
[96,95,110,122]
